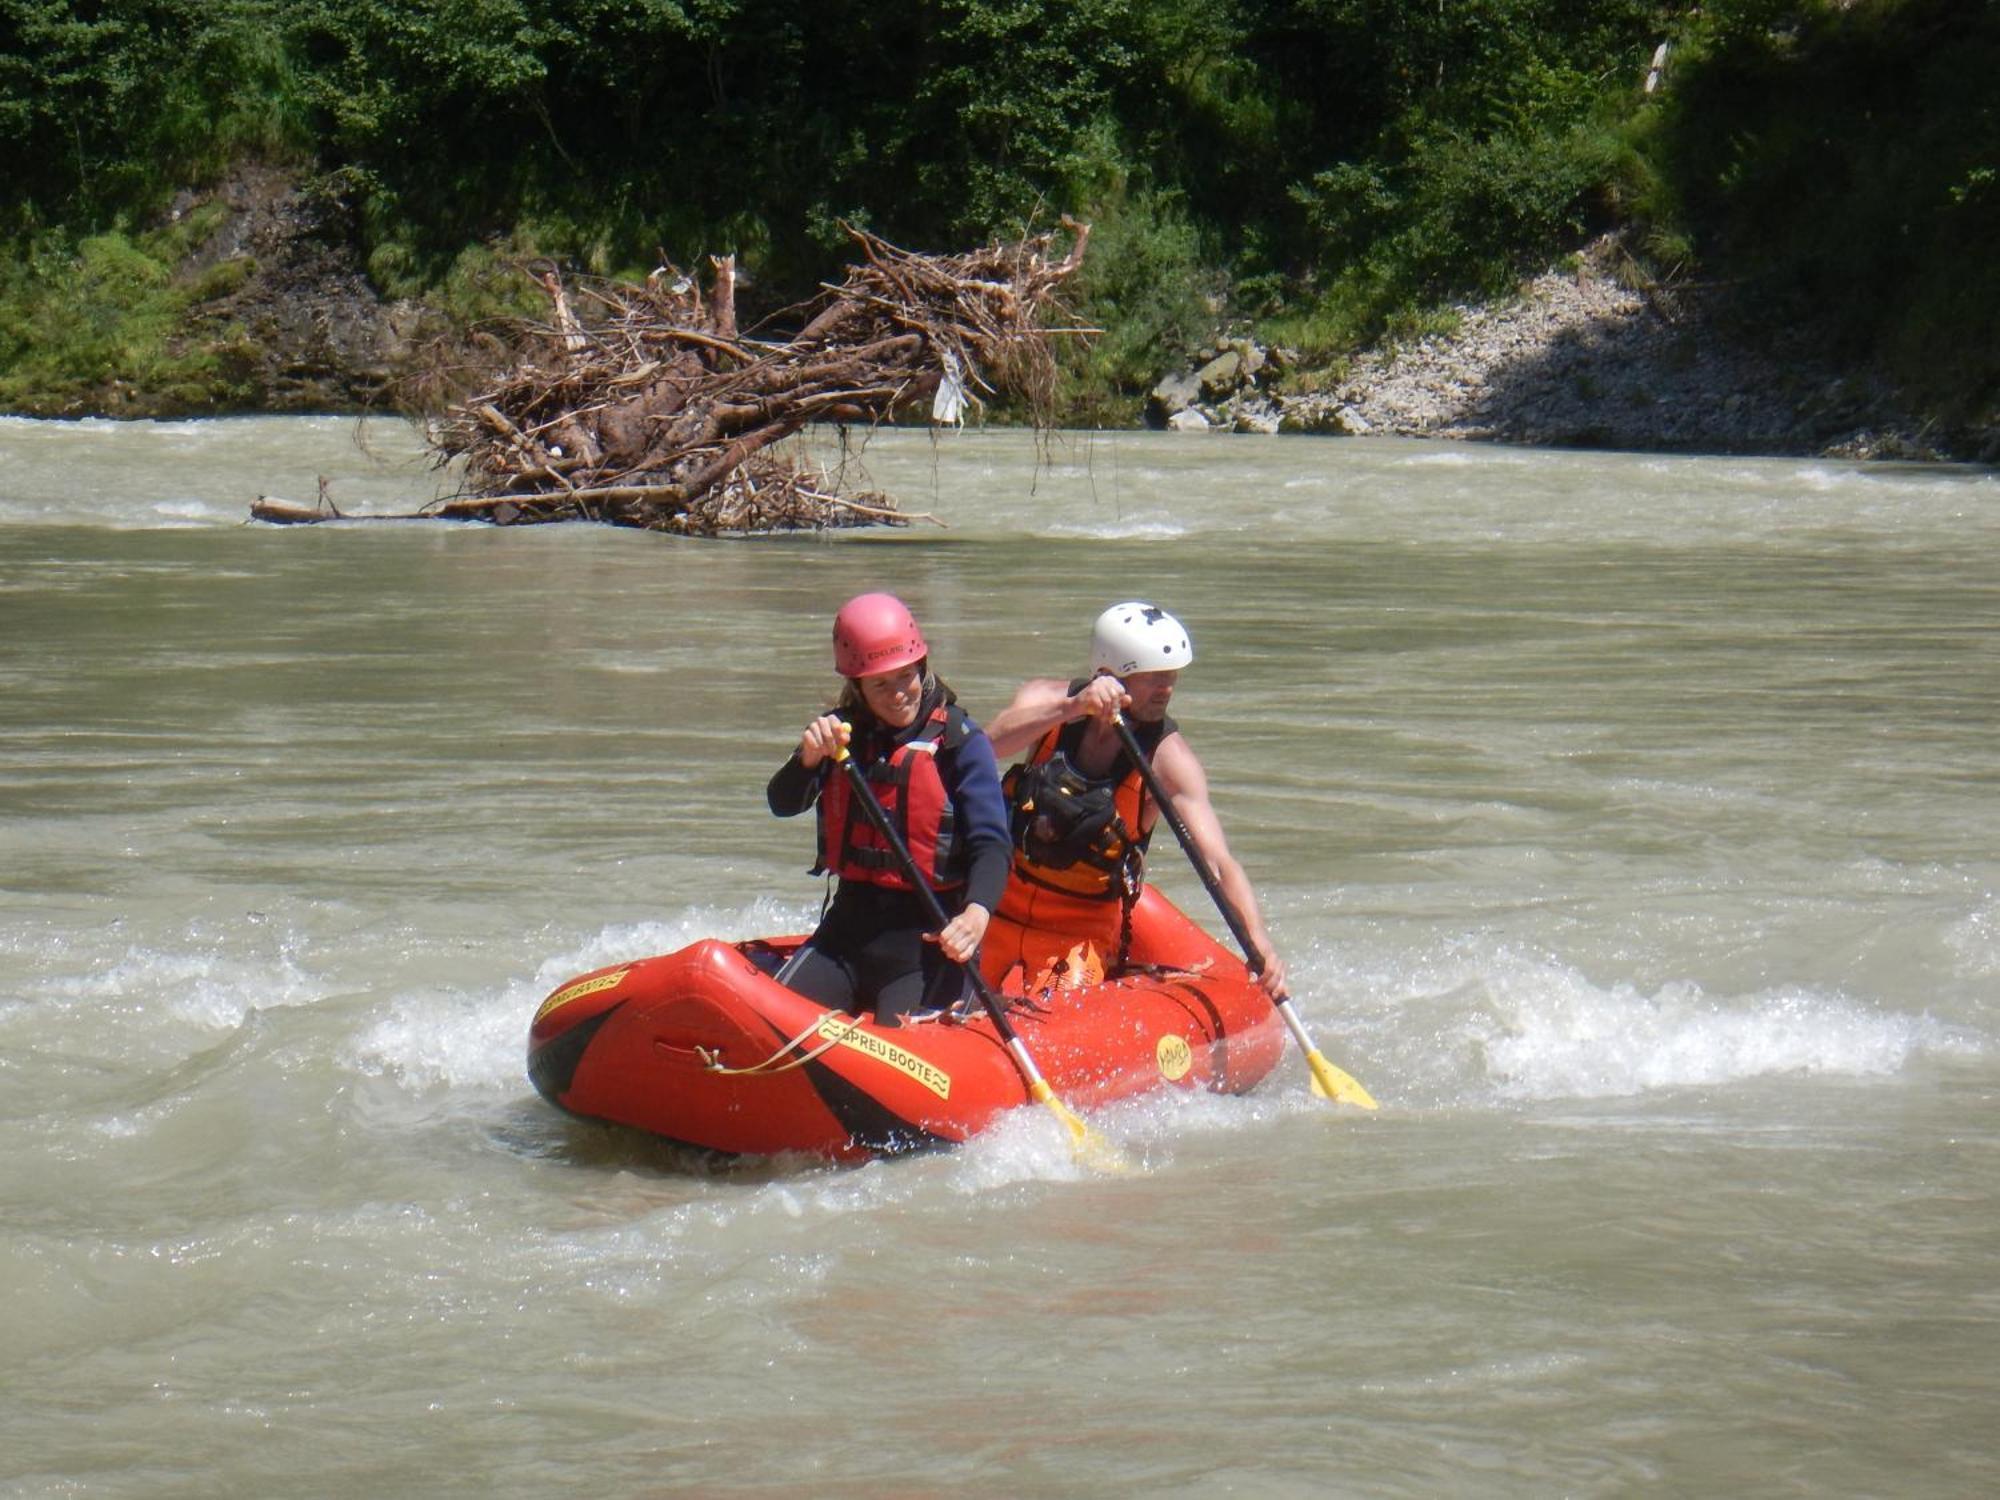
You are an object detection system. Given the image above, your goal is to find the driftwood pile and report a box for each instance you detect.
[250,220,1091,534]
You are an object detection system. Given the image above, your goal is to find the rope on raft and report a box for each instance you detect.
[694,1011,845,1078]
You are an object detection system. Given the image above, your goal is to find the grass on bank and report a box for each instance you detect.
[0,219,259,416]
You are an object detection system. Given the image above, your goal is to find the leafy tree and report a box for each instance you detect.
[1644,0,2000,412]
[0,0,303,228]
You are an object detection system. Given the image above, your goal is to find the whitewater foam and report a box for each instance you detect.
[1042,516,1190,540]
[1318,937,1977,1107]
[343,899,825,1094]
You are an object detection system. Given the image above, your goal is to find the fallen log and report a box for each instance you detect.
[249,497,350,525]
[249,474,948,532]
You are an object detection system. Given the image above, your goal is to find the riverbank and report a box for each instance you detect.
[7,177,1992,464]
[1,165,428,421]
[1148,237,1993,463]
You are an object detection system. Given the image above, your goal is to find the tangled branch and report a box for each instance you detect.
[415,220,1092,534]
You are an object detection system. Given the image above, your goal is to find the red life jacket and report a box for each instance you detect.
[815,701,973,891]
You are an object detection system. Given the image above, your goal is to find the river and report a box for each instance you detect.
[3,416,1996,1498]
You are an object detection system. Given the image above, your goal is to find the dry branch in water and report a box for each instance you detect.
[254,221,1092,534]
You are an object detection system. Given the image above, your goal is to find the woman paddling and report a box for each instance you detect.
[765,592,1011,1026]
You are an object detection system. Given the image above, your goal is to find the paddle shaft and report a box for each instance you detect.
[1110,716,1264,967]
[827,750,1031,1053]
[826,745,1125,1153]
[1111,714,1376,1108]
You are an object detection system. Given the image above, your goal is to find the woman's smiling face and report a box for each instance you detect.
[858,662,924,728]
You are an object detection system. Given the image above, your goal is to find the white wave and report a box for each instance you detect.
[1943,899,2000,978]
[1290,927,1987,1110]
[148,498,228,524]
[1394,448,1532,469]
[1463,958,1971,1101]
[1042,516,1190,540]
[35,934,323,1033]
[1789,464,1858,493]
[584,653,671,675]
[343,897,825,1094]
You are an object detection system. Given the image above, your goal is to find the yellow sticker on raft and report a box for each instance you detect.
[817,1015,953,1100]
[1156,1034,1193,1082]
[534,968,630,1026]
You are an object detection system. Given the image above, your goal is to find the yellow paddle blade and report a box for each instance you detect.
[1029,1079,1131,1172]
[1305,1050,1378,1110]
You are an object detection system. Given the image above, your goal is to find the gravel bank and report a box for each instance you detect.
[1152,238,1989,462]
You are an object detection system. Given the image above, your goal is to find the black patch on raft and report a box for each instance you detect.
[528,1003,623,1104]
[739,1007,956,1158]
[1178,983,1232,1086]
[799,1054,956,1156]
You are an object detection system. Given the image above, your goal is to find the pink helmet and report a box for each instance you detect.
[831,592,928,677]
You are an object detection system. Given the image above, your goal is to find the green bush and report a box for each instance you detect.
[1062,185,1219,415]
[1644,0,2000,415]
[0,223,260,412]
[0,0,311,229]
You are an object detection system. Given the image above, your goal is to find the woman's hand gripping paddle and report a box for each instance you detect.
[1111,716,1377,1110]
[831,740,1128,1169]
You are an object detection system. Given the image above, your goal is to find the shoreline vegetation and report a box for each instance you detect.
[3,1,1995,465]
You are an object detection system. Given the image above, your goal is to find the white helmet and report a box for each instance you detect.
[1091,601,1194,676]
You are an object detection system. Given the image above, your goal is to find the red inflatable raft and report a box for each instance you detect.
[527,886,1287,1161]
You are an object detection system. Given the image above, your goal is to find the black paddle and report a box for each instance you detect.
[1111,714,1377,1109]
[830,740,1126,1166]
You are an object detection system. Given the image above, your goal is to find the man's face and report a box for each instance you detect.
[1123,669,1179,723]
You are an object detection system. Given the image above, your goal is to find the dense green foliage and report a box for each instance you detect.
[1632,0,1999,418]
[1,0,1993,423]
[0,1,304,226]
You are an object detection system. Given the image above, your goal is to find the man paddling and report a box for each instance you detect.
[981,602,1289,999]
